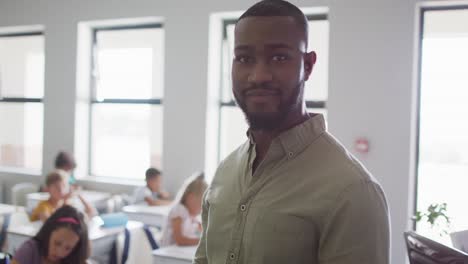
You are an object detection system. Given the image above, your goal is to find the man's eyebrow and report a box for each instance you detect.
[234,45,253,52]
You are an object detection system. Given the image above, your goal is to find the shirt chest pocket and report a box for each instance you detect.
[254,212,317,264]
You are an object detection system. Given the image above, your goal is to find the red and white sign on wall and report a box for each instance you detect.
[354,138,370,154]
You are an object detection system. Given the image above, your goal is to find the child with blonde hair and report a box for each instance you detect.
[160,172,207,246]
[31,171,96,222]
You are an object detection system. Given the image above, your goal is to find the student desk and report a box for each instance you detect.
[152,245,196,264]
[0,204,19,216]
[0,204,23,249]
[7,220,142,263]
[26,190,111,213]
[122,204,171,228]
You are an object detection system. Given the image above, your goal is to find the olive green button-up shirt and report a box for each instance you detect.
[194,114,390,264]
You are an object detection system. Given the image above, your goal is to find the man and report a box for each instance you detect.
[194,0,390,263]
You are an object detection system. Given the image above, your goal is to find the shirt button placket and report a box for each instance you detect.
[240,204,246,211]
[230,202,247,263]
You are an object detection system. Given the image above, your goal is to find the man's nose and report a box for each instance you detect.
[248,61,273,84]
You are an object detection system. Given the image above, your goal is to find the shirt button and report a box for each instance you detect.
[288,152,294,158]
[230,253,235,260]
[240,204,246,211]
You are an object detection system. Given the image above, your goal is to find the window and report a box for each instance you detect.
[89,25,164,179]
[217,15,329,162]
[0,32,44,171]
[416,7,468,242]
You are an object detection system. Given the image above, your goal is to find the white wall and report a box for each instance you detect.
[0,0,443,262]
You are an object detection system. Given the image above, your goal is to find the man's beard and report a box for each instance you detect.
[234,82,303,131]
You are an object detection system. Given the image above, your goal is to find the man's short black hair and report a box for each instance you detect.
[237,0,308,47]
[145,167,161,181]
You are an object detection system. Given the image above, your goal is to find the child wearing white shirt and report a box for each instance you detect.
[161,173,207,246]
[133,168,172,206]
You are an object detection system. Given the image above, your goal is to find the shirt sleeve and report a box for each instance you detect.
[13,240,37,264]
[143,187,153,198]
[318,180,390,264]
[193,189,209,264]
[169,204,188,220]
[133,186,152,204]
[30,201,51,222]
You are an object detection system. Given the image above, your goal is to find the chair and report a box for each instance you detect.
[0,252,12,264]
[112,225,159,264]
[11,182,39,207]
[404,231,468,264]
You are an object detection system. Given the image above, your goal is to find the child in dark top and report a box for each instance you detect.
[13,205,90,264]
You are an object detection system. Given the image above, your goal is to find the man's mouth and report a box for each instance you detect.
[245,89,280,96]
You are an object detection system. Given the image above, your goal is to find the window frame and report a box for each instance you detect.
[0,31,44,171]
[88,24,164,178]
[0,31,44,104]
[413,4,468,231]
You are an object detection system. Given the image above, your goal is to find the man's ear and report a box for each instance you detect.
[304,51,317,81]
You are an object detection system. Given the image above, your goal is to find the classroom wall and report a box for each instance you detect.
[0,0,443,262]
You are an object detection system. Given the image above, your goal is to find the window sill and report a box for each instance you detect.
[0,166,41,177]
[77,175,144,188]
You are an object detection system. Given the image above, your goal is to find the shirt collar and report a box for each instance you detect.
[247,113,327,159]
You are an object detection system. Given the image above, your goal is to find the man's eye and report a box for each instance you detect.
[234,55,252,63]
[272,54,288,61]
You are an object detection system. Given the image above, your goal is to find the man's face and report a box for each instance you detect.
[232,16,315,130]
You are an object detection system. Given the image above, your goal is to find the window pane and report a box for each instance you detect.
[221,24,235,103]
[0,103,43,170]
[95,28,164,99]
[219,106,249,161]
[304,19,329,101]
[417,9,468,243]
[91,104,163,179]
[0,34,44,98]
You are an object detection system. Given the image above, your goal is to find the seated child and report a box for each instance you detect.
[39,151,78,193]
[13,205,90,264]
[133,167,172,206]
[160,172,207,246]
[54,151,78,188]
[30,171,97,222]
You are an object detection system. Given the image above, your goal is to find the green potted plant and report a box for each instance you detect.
[413,203,450,237]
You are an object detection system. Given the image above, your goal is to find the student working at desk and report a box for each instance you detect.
[54,151,78,188]
[161,173,207,246]
[13,206,90,264]
[31,171,97,222]
[133,167,172,206]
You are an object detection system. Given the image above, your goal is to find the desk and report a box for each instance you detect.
[26,190,111,213]
[152,245,196,264]
[123,204,171,228]
[0,204,19,216]
[7,220,142,263]
[0,204,23,249]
